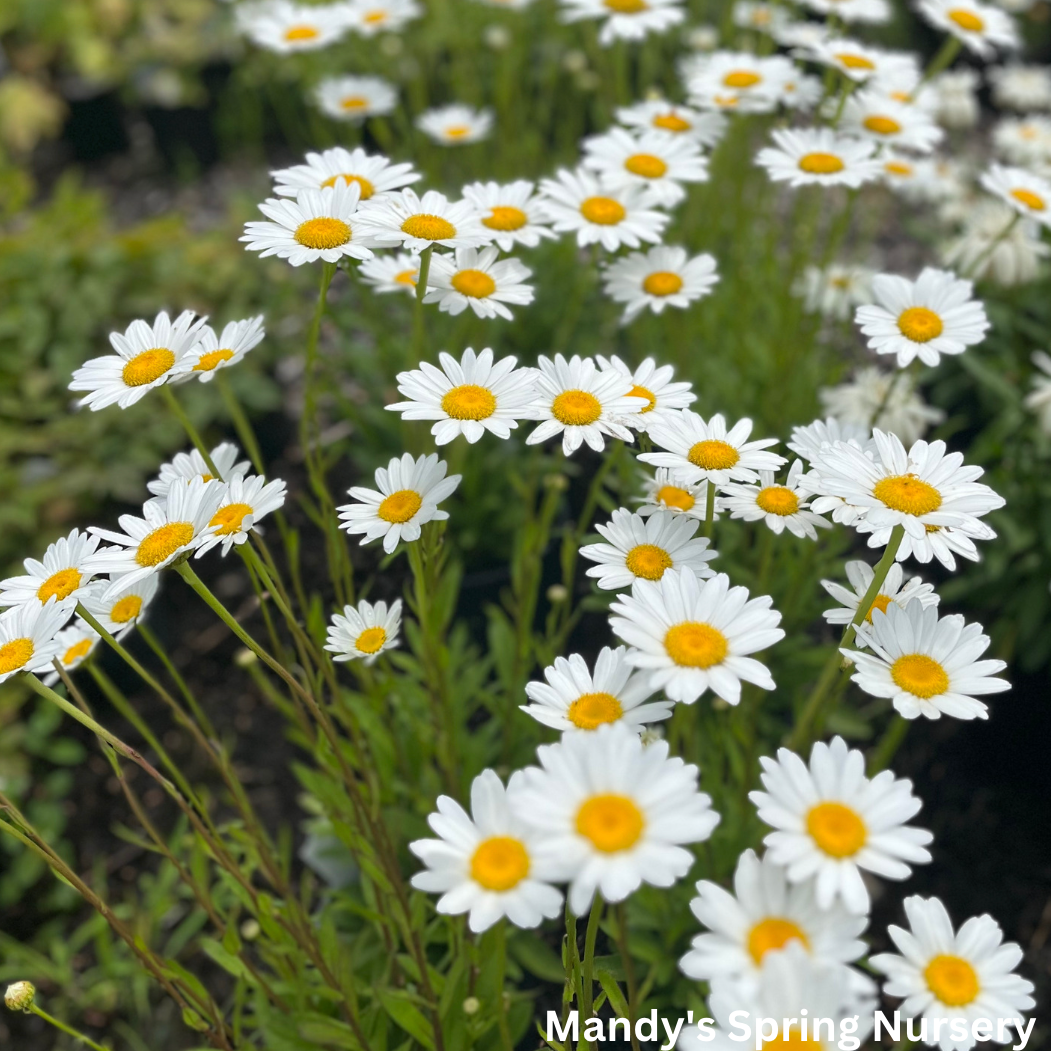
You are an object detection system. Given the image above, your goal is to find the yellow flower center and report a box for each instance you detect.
[657,484,695,511]
[283,24,319,41]
[835,52,875,70]
[294,217,351,250]
[470,835,530,890]
[806,802,866,858]
[873,474,943,516]
[688,439,739,471]
[625,543,674,580]
[0,637,34,675]
[604,0,648,11]
[320,173,376,200]
[443,125,471,139]
[1010,187,1046,212]
[576,794,645,853]
[37,568,82,603]
[766,1029,823,1051]
[363,9,387,22]
[210,502,254,536]
[891,653,950,698]
[355,626,387,654]
[136,522,195,567]
[441,384,497,421]
[924,954,980,1007]
[627,385,657,414]
[484,205,528,232]
[947,8,984,31]
[885,161,913,176]
[63,638,94,666]
[580,196,626,225]
[625,152,668,178]
[865,593,893,622]
[340,95,369,111]
[400,214,457,241]
[395,268,418,286]
[194,349,235,372]
[747,918,810,965]
[756,486,799,516]
[552,390,602,426]
[863,115,903,136]
[642,271,683,297]
[377,489,423,524]
[664,622,728,668]
[451,269,497,298]
[567,691,624,730]
[897,306,944,342]
[122,348,175,387]
[723,70,762,89]
[798,152,845,175]
[653,113,690,132]
[109,594,143,623]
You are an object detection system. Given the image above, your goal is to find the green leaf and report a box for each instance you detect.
[510,932,565,983]
[597,972,630,1019]
[378,988,436,1050]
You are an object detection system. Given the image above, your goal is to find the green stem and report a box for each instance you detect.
[415,244,434,301]
[704,480,716,539]
[137,621,217,739]
[869,714,910,773]
[160,385,218,478]
[29,1001,113,1051]
[214,370,265,474]
[303,261,337,451]
[961,213,1021,281]
[915,35,961,95]
[614,902,641,1051]
[493,920,514,1051]
[580,895,604,1047]
[563,904,582,1018]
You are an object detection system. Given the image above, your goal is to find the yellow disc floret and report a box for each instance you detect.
[210,503,254,536]
[340,96,369,111]
[294,217,351,250]
[283,24,320,41]
[576,794,645,852]
[0,637,34,675]
[377,489,423,524]
[835,52,875,70]
[63,638,94,666]
[451,269,497,298]
[136,522,195,567]
[123,348,175,387]
[484,206,528,232]
[873,474,942,516]
[863,115,902,136]
[747,918,810,965]
[947,8,984,31]
[1010,188,1046,212]
[470,836,530,890]
[798,152,845,175]
[110,595,143,624]
[756,486,799,516]
[580,196,626,225]
[625,153,668,178]
[355,626,387,654]
[552,390,603,426]
[664,622,728,668]
[567,691,624,730]
[723,71,761,89]
[891,653,950,698]
[865,594,893,622]
[625,544,674,580]
[688,439,739,471]
[401,214,457,240]
[604,0,648,11]
[806,802,866,858]
[628,384,658,411]
[320,173,376,199]
[194,349,235,372]
[653,113,690,133]
[441,384,497,421]
[37,568,82,603]
[924,954,980,1007]
[657,484,695,512]
[642,271,684,297]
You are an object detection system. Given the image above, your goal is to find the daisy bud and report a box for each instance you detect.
[5,981,35,1012]
[484,25,511,49]
[546,584,569,603]
[463,997,480,1015]
[234,647,258,667]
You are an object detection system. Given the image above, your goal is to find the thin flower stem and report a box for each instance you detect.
[415,243,434,301]
[614,901,641,1051]
[160,384,219,478]
[28,1003,113,1051]
[961,212,1021,281]
[579,895,604,1050]
[704,480,716,539]
[915,35,961,95]
[869,713,910,773]
[214,369,265,474]
[493,920,514,1051]
[137,620,218,739]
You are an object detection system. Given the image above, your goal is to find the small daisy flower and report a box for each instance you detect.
[798,0,891,22]
[271,147,419,203]
[242,183,378,266]
[43,619,101,685]
[801,38,919,84]
[524,354,647,457]
[0,600,71,684]
[601,246,719,325]
[580,508,717,590]
[69,310,207,411]
[615,99,727,147]
[595,354,696,430]
[386,347,538,445]
[822,559,938,629]
[557,0,686,47]
[819,367,945,446]
[537,168,668,252]
[636,468,714,521]
[235,0,351,52]
[84,477,224,595]
[424,247,534,320]
[194,475,287,558]
[685,51,796,113]
[991,116,1051,167]
[344,0,421,36]
[880,153,943,199]
[356,188,491,254]
[788,418,872,464]
[756,128,883,189]
[410,769,563,933]
[184,317,265,382]
[582,128,708,208]
[461,180,556,252]
[917,0,1019,58]
[325,598,402,664]
[337,453,461,554]
[148,443,250,499]
[734,0,791,34]
[979,163,1051,229]
[849,603,1009,721]
[870,895,1035,1050]
[842,92,945,153]
[359,252,420,294]
[312,75,398,122]
[858,518,995,572]
[793,263,875,321]
[609,569,784,706]
[721,461,832,540]
[942,199,1050,286]
[988,63,1051,111]
[509,722,720,914]
[750,735,933,914]
[80,574,158,639]
[780,72,826,112]
[855,267,989,368]
[416,104,493,145]
[932,69,981,129]
[1024,350,1051,433]
[521,646,672,734]
[0,529,101,610]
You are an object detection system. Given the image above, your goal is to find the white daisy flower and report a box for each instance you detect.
[312,75,398,122]
[842,92,945,153]
[524,354,646,457]
[917,0,1019,58]
[0,529,101,610]
[521,646,672,733]
[733,0,791,34]
[194,475,287,558]
[337,453,461,554]
[788,418,872,465]
[358,252,420,294]
[988,63,1051,111]
[801,38,919,84]
[241,183,378,266]
[855,267,989,368]
[460,180,556,252]
[0,600,71,684]
[508,722,720,914]
[594,354,696,429]
[821,559,938,629]
[750,735,934,914]
[615,99,727,147]
[609,569,784,706]
[423,247,534,320]
[355,188,491,254]
[819,367,945,446]
[880,154,944,199]
[849,602,1009,721]
[979,163,1051,229]
[270,147,419,203]
[798,0,891,22]
[343,0,421,36]
[601,246,719,325]
[756,128,883,189]
[932,69,981,129]
[793,263,875,321]
[148,443,250,499]
[991,116,1051,167]
[1024,350,1051,433]
[636,468,715,521]
[582,128,708,208]
[184,317,265,382]
[325,598,402,664]
[942,199,1050,285]
[680,848,869,991]
[84,477,225,595]
[235,0,351,52]
[721,461,832,540]
[580,508,717,590]
[536,168,668,252]
[557,0,686,47]
[43,619,101,685]
[416,104,493,145]
[870,895,1035,1051]
[684,51,796,113]
[410,769,563,933]
[385,346,537,445]
[69,310,207,411]
[80,574,159,640]
[858,517,995,572]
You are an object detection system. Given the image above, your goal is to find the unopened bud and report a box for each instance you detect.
[562,49,588,74]
[240,919,261,941]
[5,981,35,1012]
[234,647,257,667]
[712,696,730,711]
[640,727,664,746]
[543,473,569,491]
[547,584,569,603]
[484,24,511,49]
[463,996,480,1015]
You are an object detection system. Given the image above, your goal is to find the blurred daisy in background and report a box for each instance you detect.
[558,0,686,46]
[917,0,1019,58]
[416,104,493,145]
[359,252,419,294]
[1024,350,1051,433]
[843,92,945,153]
[313,75,398,121]
[582,127,708,207]
[616,98,727,147]
[326,598,402,663]
[184,316,265,382]
[793,263,875,321]
[991,116,1051,167]
[461,180,556,251]
[685,51,795,112]
[821,559,938,628]
[798,0,890,22]
[602,245,719,324]
[819,367,945,445]
[801,37,918,84]
[788,418,871,465]
[942,199,1049,285]
[988,63,1051,111]
[932,69,981,129]
[148,443,249,498]
[344,0,422,36]
[235,0,352,52]
[757,128,883,189]
[424,247,534,320]
[271,147,419,201]
[636,468,718,521]
[980,163,1051,228]
[0,528,100,609]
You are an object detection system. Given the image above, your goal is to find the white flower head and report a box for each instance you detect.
[0,528,101,610]
[917,0,1019,58]
[557,0,686,47]
[423,247,534,320]
[43,619,101,685]
[184,317,265,382]
[235,0,352,52]
[325,598,402,663]
[842,91,945,153]
[270,147,420,202]
[942,199,1050,286]
[615,99,727,147]
[991,115,1051,167]
[1024,350,1051,433]
[416,104,493,145]
[756,128,883,189]
[356,188,492,253]
[0,600,72,684]
[801,37,919,85]
[721,461,833,540]
[821,559,939,630]
[312,75,398,122]
[344,0,421,36]
[148,443,250,500]
[359,252,420,295]
[685,51,796,113]
[788,418,872,465]
[461,180,557,252]
[594,354,697,429]
[80,574,159,639]
[819,367,945,446]
[793,264,875,321]
[979,163,1051,229]
[797,0,890,22]
[988,63,1051,111]
[601,247,719,325]
[636,468,716,521]
[195,475,287,557]
[932,68,981,129]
